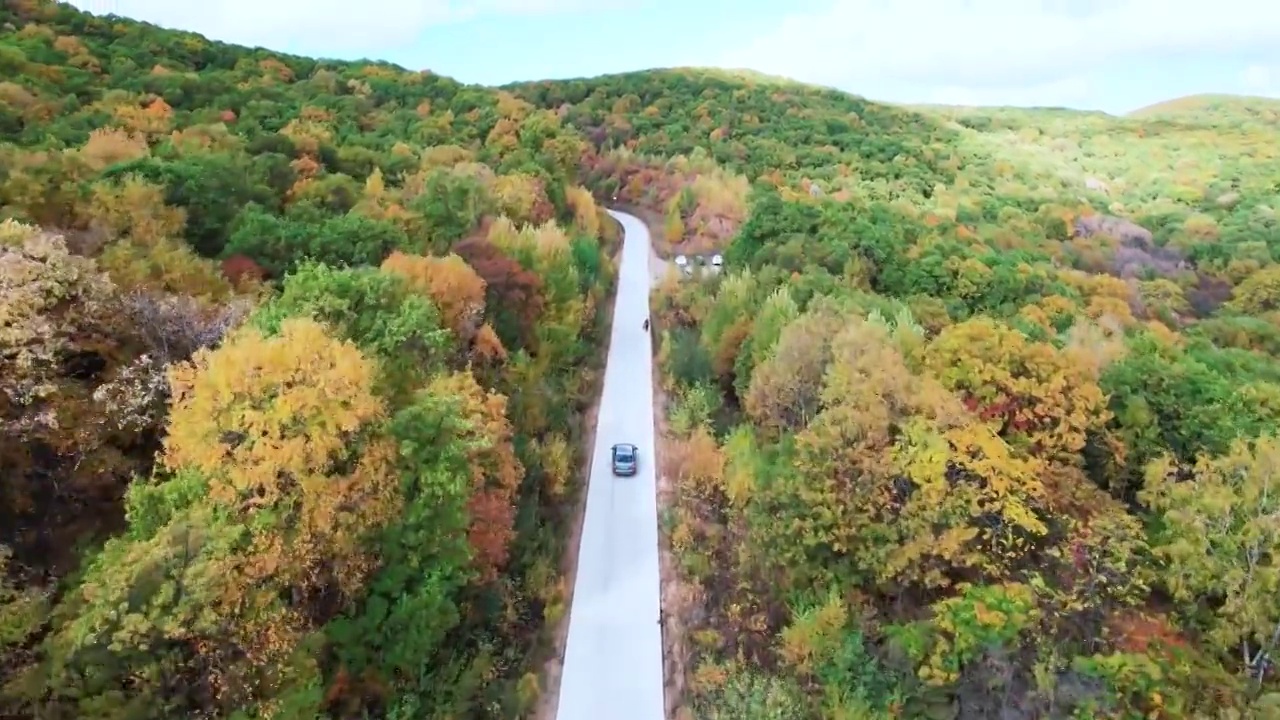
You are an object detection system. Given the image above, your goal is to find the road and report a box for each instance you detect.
[555,210,665,720]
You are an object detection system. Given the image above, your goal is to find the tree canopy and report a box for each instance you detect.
[539,69,1280,718]
[5,1,1280,718]
[0,2,616,717]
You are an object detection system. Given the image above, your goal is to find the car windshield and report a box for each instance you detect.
[615,446,635,461]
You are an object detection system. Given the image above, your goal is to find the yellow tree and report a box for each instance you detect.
[50,318,399,716]
[163,317,399,603]
[352,167,412,226]
[565,185,601,238]
[491,173,554,226]
[381,251,489,348]
[925,316,1110,459]
[86,175,232,299]
[1228,264,1280,315]
[776,319,1048,591]
[76,127,149,171]
[86,174,185,243]
[112,96,173,137]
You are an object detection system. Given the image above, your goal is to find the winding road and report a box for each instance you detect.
[555,211,665,720]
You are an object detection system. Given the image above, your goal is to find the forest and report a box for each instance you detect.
[6,0,1280,716]
[510,71,1280,717]
[0,0,618,717]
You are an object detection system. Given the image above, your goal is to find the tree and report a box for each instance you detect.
[251,261,452,402]
[733,283,796,401]
[1227,264,1280,315]
[101,154,272,257]
[76,127,150,171]
[0,221,150,573]
[224,204,409,277]
[87,176,232,299]
[38,318,397,717]
[162,316,398,603]
[424,371,523,584]
[743,303,844,437]
[87,174,186,245]
[925,316,1110,460]
[453,236,546,354]
[324,388,477,710]
[405,168,492,252]
[767,318,1047,592]
[380,251,488,347]
[1142,436,1280,684]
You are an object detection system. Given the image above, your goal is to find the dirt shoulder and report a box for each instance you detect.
[531,213,624,720]
[652,372,693,719]
[619,207,692,719]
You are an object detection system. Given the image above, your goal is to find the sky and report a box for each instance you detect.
[66,0,1280,115]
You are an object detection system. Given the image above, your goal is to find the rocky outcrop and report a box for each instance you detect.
[1073,214,1153,246]
[1074,214,1187,278]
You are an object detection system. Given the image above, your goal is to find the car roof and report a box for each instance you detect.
[612,443,637,452]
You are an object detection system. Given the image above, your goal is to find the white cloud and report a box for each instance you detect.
[925,76,1094,108]
[718,0,1280,107]
[66,0,621,55]
[1241,63,1280,94]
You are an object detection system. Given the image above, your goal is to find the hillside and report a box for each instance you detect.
[512,71,1280,716]
[0,1,617,718]
[1128,93,1280,121]
[6,1,1280,716]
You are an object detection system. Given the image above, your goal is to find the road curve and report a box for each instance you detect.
[555,210,664,720]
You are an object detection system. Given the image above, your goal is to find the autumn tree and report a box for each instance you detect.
[252,262,452,402]
[453,236,546,353]
[88,174,234,299]
[762,318,1046,592]
[731,283,800,400]
[925,316,1110,459]
[699,270,760,384]
[565,185,601,238]
[1142,437,1280,684]
[1227,264,1280,315]
[76,127,149,171]
[33,318,397,717]
[742,302,844,437]
[380,250,489,348]
[424,371,523,584]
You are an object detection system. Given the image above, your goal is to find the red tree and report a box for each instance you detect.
[452,237,546,353]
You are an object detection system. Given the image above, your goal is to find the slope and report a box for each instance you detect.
[1127,92,1280,121]
[0,1,618,718]
[518,68,1280,717]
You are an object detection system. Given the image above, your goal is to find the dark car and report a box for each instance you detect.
[611,443,638,476]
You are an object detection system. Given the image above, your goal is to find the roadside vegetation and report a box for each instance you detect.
[6,1,1280,716]
[513,70,1280,717]
[0,1,617,717]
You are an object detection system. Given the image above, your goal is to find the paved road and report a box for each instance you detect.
[555,210,664,720]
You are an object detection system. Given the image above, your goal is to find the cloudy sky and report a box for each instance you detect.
[67,0,1280,115]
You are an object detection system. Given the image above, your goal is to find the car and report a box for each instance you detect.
[611,443,638,476]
